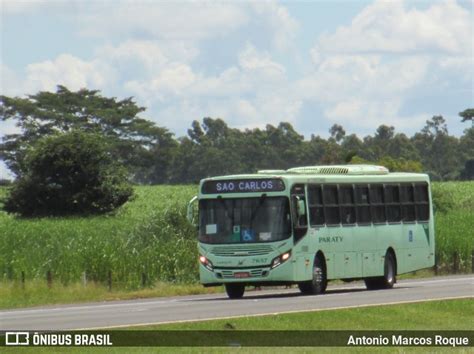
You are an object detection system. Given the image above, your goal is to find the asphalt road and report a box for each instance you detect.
[1,275,472,330]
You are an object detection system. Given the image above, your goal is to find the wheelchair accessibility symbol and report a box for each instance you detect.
[242,229,255,242]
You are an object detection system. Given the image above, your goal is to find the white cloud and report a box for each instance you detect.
[304,0,471,133]
[143,63,197,97]
[0,64,23,96]
[99,40,178,71]
[122,43,300,131]
[2,0,469,140]
[76,1,299,54]
[251,1,299,50]
[24,54,114,92]
[238,43,286,79]
[324,98,427,130]
[0,0,46,14]
[316,0,471,55]
[79,1,249,41]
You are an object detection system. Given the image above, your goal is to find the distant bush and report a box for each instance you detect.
[3,130,133,217]
[0,179,12,186]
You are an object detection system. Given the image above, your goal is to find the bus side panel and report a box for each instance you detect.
[353,224,380,277]
[293,236,315,282]
[397,221,434,274]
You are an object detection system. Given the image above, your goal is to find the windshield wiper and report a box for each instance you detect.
[217,196,234,223]
[250,194,267,225]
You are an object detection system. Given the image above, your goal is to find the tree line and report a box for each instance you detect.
[1,86,473,185]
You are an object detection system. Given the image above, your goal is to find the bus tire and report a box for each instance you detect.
[225,284,245,299]
[298,254,327,295]
[364,252,396,290]
[381,252,396,289]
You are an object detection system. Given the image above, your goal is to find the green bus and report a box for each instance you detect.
[187,165,435,299]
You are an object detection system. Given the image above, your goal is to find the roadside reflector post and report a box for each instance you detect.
[82,271,87,287]
[21,271,25,289]
[471,251,474,274]
[6,266,13,280]
[452,251,459,274]
[141,272,147,288]
[47,270,52,288]
[107,270,112,291]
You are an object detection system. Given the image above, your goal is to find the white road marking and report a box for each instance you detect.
[398,276,474,286]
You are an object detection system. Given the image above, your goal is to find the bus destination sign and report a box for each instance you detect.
[202,178,285,194]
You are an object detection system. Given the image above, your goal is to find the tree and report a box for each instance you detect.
[363,125,396,161]
[413,116,460,180]
[4,130,133,216]
[329,124,346,143]
[0,86,174,179]
[420,115,448,137]
[459,108,474,127]
[459,127,474,180]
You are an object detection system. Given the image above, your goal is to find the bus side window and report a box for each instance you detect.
[385,184,401,222]
[400,184,416,222]
[291,184,308,241]
[355,184,371,224]
[414,183,429,221]
[339,184,355,225]
[323,185,340,225]
[369,184,386,223]
[308,185,325,226]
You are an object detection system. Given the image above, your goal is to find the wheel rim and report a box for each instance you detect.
[386,257,394,283]
[314,266,323,284]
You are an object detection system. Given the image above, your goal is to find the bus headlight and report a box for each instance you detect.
[271,251,291,269]
[199,255,213,271]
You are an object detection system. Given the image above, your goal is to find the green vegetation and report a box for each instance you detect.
[0,280,219,309]
[0,186,198,289]
[4,130,133,216]
[141,298,474,330]
[432,182,474,271]
[2,88,473,184]
[0,86,175,181]
[0,182,472,308]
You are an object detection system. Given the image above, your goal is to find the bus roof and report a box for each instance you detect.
[201,165,430,184]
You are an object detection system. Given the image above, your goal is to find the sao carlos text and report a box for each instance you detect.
[21,333,111,346]
[347,335,469,347]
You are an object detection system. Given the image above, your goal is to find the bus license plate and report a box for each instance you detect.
[234,272,250,278]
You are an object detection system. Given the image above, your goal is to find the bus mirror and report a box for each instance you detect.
[187,196,198,226]
[297,199,306,216]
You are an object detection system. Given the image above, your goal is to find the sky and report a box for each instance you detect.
[0,0,473,179]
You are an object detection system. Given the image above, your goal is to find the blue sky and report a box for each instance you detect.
[0,0,473,178]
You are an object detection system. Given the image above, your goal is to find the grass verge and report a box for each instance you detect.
[0,280,221,309]
[2,299,472,353]
[138,298,474,331]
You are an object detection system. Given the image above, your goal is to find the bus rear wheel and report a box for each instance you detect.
[365,252,396,290]
[298,255,327,295]
[225,284,245,299]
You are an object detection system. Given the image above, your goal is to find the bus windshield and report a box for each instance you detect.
[199,197,291,244]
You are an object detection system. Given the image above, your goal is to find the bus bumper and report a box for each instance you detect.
[199,257,302,286]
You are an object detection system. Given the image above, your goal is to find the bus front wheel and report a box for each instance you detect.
[225,284,245,299]
[298,254,327,295]
[365,252,396,290]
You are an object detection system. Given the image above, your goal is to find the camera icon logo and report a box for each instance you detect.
[5,332,30,346]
